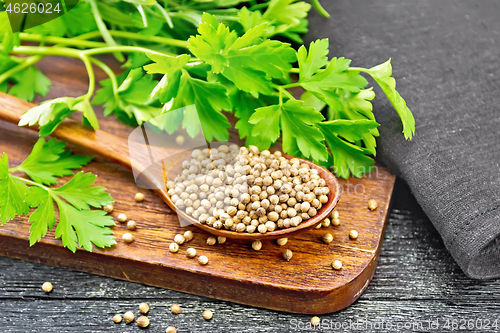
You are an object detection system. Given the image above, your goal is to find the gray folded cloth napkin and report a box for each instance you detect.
[306,0,500,279]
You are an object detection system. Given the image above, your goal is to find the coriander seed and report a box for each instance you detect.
[332,260,343,270]
[321,218,331,228]
[175,135,185,146]
[202,310,213,320]
[103,204,114,213]
[332,217,340,226]
[42,281,53,293]
[136,316,150,328]
[186,247,197,258]
[330,210,339,219]
[183,230,194,242]
[174,234,185,245]
[123,233,134,244]
[139,302,149,314]
[322,233,333,244]
[252,240,262,251]
[217,236,226,244]
[368,199,378,210]
[198,255,209,265]
[117,213,127,222]
[124,311,134,324]
[283,249,293,261]
[171,304,181,314]
[349,230,359,240]
[134,192,145,202]
[169,242,179,253]
[276,238,288,246]
[166,326,177,333]
[112,314,122,324]
[127,220,137,230]
[311,316,320,326]
[206,236,216,246]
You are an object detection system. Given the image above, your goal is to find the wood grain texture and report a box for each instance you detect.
[0,55,394,314]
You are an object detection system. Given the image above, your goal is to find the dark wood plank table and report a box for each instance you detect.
[1,179,500,332]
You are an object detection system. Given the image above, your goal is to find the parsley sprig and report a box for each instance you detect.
[0,0,415,179]
[0,138,115,252]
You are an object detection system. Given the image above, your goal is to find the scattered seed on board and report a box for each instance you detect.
[136,316,150,328]
[135,192,145,202]
[139,302,149,314]
[171,304,181,314]
[166,326,177,333]
[198,255,209,265]
[112,314,122,324]
[322,233,333,244]
[123,233,134,244]
[368,199,378,211]
[217,236,226,244]
[311,316,320,326]
[186,248,197,258]
[127,220,137,230]
[183,230,194,242]
[206,236,216,246]
[315,223,322,229]
[332,217,340,226]
[174,234,185,245]
[330,210,339,219]
[103,204,114,213]
[283,249,293,261]
[321,218,331,228]
[117,213,127,222]
[169,242,179,253]
[332,260,343,270]
[276,238,288,246]
[252,240,262,251]
[42,282,53,293]
[349,230,358,240]
[175,135,185,146]
[202,310,213,320]
[124,311,134,324]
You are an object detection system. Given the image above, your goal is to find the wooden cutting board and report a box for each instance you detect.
[0,56,395,314]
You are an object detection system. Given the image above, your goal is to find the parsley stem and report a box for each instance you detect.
[289,68,300,74]
[10,175,51,192]
[89,58,119,98]
[88,0,124,62]
[76,30,190,49]
[311,0,331,18]
[0,55,43,85]
[80,55,95,99]
[18,33,107,49]
[280,82,301,89]
[83,46,170,57]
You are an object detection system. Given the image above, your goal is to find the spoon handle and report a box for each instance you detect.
[0,92,132,170]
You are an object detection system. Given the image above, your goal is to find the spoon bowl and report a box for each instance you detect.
[0,92,341,240]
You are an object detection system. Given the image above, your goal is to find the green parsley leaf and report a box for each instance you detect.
[26,187,55,246]
[7,66,51,102]
[0,153,30,224]
[363,59,416,139]
[54,197,115,252]
[249,99,328,161]
[318,119,379,178]
[297,39,329,81]
[15,138,92,185]
[18,97,76,136]
[0,139,115,251]
[188,13,296,97]
[53,172,112,210]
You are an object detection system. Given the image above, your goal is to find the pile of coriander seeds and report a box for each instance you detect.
[166,145,330,234]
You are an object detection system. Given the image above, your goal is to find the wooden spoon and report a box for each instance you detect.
[0,93,341,240]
